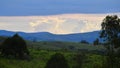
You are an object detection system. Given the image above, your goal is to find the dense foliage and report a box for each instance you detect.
[0,34,29,59]
[100,15,120,68]
[80,40,89,44]
[93,38,99,45]
[45,53,69,68]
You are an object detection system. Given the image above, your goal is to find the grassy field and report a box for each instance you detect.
[0,41,106,68]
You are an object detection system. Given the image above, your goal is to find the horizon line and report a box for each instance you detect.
[0,29,100,35]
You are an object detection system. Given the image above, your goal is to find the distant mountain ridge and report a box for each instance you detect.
[0,30,100,43]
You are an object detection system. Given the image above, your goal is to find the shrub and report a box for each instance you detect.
[80,40,89,44]
[0,34,30,60]
[73,53,85,68]
[45,53,69,68]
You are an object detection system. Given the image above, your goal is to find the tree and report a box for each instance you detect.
[45,53,69,68]
[80,40,89,44]
[0,33,30,59]
[93,38,99,45]
[100,15,120,68]
[68,45,75,50]
[100,15,120,47]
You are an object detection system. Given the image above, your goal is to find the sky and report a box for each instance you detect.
[0,0,120,34]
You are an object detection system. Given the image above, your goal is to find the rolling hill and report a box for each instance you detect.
[0,30,100,43]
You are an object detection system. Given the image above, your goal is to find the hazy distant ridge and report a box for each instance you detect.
[0,30,100,43]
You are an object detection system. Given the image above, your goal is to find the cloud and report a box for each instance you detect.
[29,14,104,34]
[0,13,120,34]
[30,17,66,33]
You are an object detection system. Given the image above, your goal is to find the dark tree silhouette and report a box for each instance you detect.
[0,33,29,59]
[45,53,69,68]
[100,15,120,47]
[69,46,75,50]
[100,15,120,68]
[93,38,99,45]
[80,40,89,44]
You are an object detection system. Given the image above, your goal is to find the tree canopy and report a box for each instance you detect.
[0,33,29,59]
[100,15,120,48]
[45,53,69,68]
[100,15,120,68]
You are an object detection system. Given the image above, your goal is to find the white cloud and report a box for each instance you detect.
[0,13,120,34]
[30,17,66,33]
[29,14,104,34]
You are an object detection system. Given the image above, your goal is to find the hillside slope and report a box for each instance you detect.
[0,30,100,43]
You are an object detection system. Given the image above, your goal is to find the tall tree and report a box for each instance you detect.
[100,15,120,47]
[100,15,120,68]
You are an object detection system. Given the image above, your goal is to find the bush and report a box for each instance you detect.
[80,40,89,44]
[0,34,30,59]
[45,53,69,68]
[93,38,99,45]
[73,53,85,68]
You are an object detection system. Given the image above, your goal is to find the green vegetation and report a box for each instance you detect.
[93,38,99,46]
[0,35,105,68]
[0,48,104,68]
[100,15,120,68]
[0,34,29,59]
[45,53,69,68]
[27,41,105,51]
[0,35,106,68]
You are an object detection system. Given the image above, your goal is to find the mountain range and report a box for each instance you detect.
[0,30,100,43]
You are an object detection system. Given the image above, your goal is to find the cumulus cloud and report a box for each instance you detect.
[30,17,65,33]
[29,14,104,34]
[0,13,120,34]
